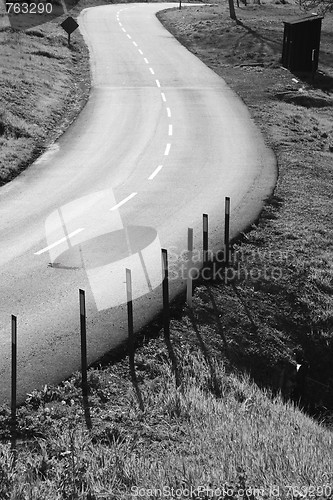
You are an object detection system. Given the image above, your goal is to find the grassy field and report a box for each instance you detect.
[0,0,333,497]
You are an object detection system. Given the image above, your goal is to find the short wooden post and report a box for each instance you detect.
[224,197,230,266]
[186,228,193,307]
[11,315,17,454]
[203,214,208,264]
[79,290,88,401]
[126,269,134,360]
[162,249,170,340]
[125,268,144,410]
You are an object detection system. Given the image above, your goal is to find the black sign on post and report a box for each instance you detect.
[61,16,79,46]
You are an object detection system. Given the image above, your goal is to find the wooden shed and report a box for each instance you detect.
[282,15,323,72]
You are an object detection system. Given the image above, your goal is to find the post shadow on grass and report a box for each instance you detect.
[231,283,259,335]
[233,18,282,57]
[187,308,222,398]
[203,287,229,356]
[162,250,181,388]
[126,269,144,412]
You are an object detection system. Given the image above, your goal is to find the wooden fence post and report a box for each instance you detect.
[11,315,17,455]
[224,197,230,266]
[79,290,88,400]
[162,249,170,340]
[186,228,193,307]
[203,214,208,265]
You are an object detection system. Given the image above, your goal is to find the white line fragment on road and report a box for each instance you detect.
[148,165,163,180]
[139,49,143,55]
[166,107,171,117]
[121,27,126,32]
[144,57,149,63]
[168,124,173,136]
[119,22,122,26]
[34,228,85,255]
[149,67,155,75]
[164,143,171,156]
[133,41,138,47]
[127,34,132,39]
[161,92,166,102]
[110,192,137,211]
[155,79,161,88]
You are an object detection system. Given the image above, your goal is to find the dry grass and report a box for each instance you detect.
[0,347,333,498]
[0,10,90,184]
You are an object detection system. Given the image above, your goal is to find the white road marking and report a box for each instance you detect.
[144,57,149,63]
[168,124,173,136]
[155,79,161,88]
[127,34,132,39]
[149,67,155,75]
[110,192,137,211]
[164,143,171,156]
[166,107,171,117]
[148,165,163,180]
[139,49,143,55]
[34,228,85,255]
[133,41,138,47]
[121,27,126,32]
[161,92,166,102]
[119,22,122,26]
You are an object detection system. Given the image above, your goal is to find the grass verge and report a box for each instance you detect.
[0,345,333,498]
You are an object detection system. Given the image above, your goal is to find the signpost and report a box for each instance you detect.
[60,16,79,46]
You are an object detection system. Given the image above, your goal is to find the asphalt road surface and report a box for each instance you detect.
[0,3,276,404]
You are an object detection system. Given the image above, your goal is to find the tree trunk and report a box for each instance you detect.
[228,0,237,20]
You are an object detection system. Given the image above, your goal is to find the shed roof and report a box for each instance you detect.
[283,14,324,25]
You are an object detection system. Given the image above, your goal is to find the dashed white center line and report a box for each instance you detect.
[148,165,163,180]
[110,192,137,211]
[34,228,85,255]
[164,143,171,156]
[115,23,173,185]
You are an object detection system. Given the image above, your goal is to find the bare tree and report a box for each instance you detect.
[299,0,333,14]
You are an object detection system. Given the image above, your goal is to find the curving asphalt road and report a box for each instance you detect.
[0,3,276,404]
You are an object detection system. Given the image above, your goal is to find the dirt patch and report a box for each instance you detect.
[273,85,333,107]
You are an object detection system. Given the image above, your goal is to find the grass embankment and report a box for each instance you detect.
[0,347,333,498]
[0,0,333,497]
[0,4,91,185]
